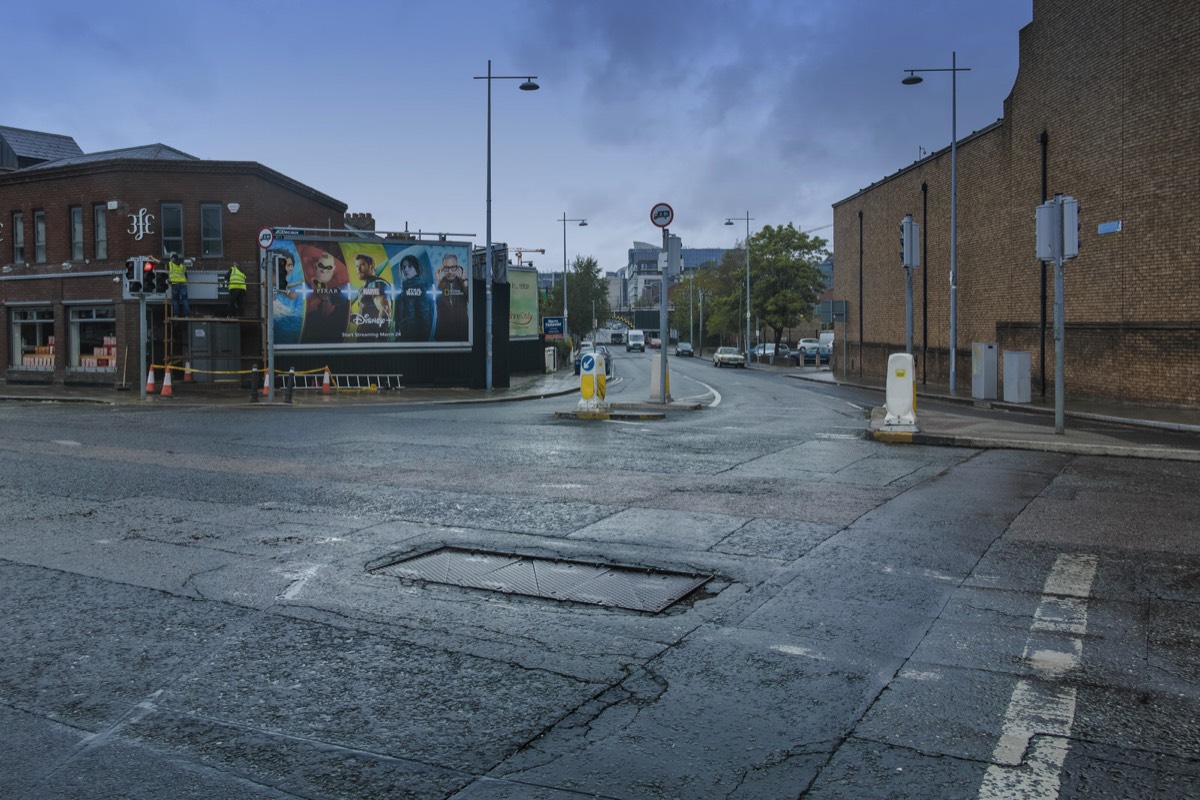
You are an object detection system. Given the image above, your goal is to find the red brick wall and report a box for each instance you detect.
[833,0,1200,407]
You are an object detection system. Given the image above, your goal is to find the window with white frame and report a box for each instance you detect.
[10,307,55,370]
[161,203,183,257]
[93,204,108,260]
[70,206,84,261]
[200,203,223,257]
[68,306,116,370]
[34,210,46,263]
[11,212,23,263]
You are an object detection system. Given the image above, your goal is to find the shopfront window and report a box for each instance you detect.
[68,306,116,371]
[11,307,55,370]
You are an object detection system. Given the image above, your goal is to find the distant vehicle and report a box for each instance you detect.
[790,338,821,364]
[713,346,746,368]
[649,338,662,349]
[593,345,615,377]
[675,342,694,357]
[751,343,789,362]
[573,342,595,375]
[626,331,645,352]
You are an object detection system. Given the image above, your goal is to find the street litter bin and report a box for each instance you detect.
[544,347,557,374]
[972,342,998,400]
[1003,351,1031,403]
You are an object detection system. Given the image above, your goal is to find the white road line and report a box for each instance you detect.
[978,553,1098,800]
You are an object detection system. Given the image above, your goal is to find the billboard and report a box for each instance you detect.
[268,237,471,351]
[509,266,539,339]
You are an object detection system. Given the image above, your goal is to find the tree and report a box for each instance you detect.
[539,255,608,343]
[746,223,829,348]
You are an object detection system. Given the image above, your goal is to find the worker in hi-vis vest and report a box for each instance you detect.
[227,262,247,317]
[167,253,189,317]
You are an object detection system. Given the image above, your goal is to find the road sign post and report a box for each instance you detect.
[651,203,674,404]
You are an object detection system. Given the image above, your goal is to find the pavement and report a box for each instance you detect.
[4,362,1199,460]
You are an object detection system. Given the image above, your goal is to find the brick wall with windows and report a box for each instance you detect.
[833,0,1199,406]
[0,160,346,387]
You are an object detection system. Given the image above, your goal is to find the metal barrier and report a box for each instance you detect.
[276,372,405,391]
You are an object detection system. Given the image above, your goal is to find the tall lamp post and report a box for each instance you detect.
[903,51,969,395]
[725,212,754,360]
[559,213,587,345]
[475,60,539,390]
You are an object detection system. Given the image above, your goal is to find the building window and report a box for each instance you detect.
[11,307,55,370]
[200,203,223,257]
[161,203,183,257]
[93,204,108,260]
[11,212,23,263]
[34,210,46,263]
[70,206,84,261]
[68,306,116,371]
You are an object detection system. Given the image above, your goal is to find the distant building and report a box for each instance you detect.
[617,242,728,309]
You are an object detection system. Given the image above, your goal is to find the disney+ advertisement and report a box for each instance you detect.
[270,239,471,349]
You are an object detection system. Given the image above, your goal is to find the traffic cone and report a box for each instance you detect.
[321,367,332,395]
[160,369,174,398]
[145,368,156,394]
[184,361,194,382]
[262,370,270,397]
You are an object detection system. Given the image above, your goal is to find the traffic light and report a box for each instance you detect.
[153,269,169,294]
[125,259,142,293]
[1062,197,1080,260]
[900,215,920,268]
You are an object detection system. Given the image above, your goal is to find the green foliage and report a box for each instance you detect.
[541,255,610,343]
[675,223,828,348]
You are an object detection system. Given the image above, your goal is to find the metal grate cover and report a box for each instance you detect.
[371,547,711,613]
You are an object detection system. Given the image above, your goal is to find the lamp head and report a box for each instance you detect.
[578,220,588,227]
[519,79,539,91]
[902,73,923,85]
[725,219,734,226]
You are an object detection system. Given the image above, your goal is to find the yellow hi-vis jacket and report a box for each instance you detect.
[228,264,247,291]
[168,258,187,285]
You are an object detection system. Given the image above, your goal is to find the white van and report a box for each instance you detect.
[626,330,645,352]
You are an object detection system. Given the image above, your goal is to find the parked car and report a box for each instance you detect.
[790,338,821,364]
[573,343,594,375]
[713,346,746,368]
[675,342,694,357]
[594,345,615,376]
[751,343,789,362]
[817,341,831,364]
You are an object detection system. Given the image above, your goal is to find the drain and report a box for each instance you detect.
[370,547,711,613]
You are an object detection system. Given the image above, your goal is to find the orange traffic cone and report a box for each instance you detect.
[161,369,174,398]
[321,367,332,395]
[184,361,194,382]
[145,367,156,394]
[262,370,270,397]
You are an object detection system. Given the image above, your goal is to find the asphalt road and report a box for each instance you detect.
[2,354,1198,799]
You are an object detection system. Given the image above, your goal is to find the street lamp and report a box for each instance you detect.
[725,212,754,360]
[475,60,539,390]
[559,213,587,345]
[902,51,969,395]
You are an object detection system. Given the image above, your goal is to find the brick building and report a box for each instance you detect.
[832,0,1198,407]
[0,126,347,389]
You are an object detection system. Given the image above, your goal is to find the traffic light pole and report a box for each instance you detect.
[138,294,148,400]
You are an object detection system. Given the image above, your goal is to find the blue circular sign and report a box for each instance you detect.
[581,354,595,371]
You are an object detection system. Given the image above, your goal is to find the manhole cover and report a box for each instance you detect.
[370,547,711,613]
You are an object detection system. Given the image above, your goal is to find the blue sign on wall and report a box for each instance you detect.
[543,316,565,339]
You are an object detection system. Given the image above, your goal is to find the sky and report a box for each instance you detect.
[6,0,1032,275]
